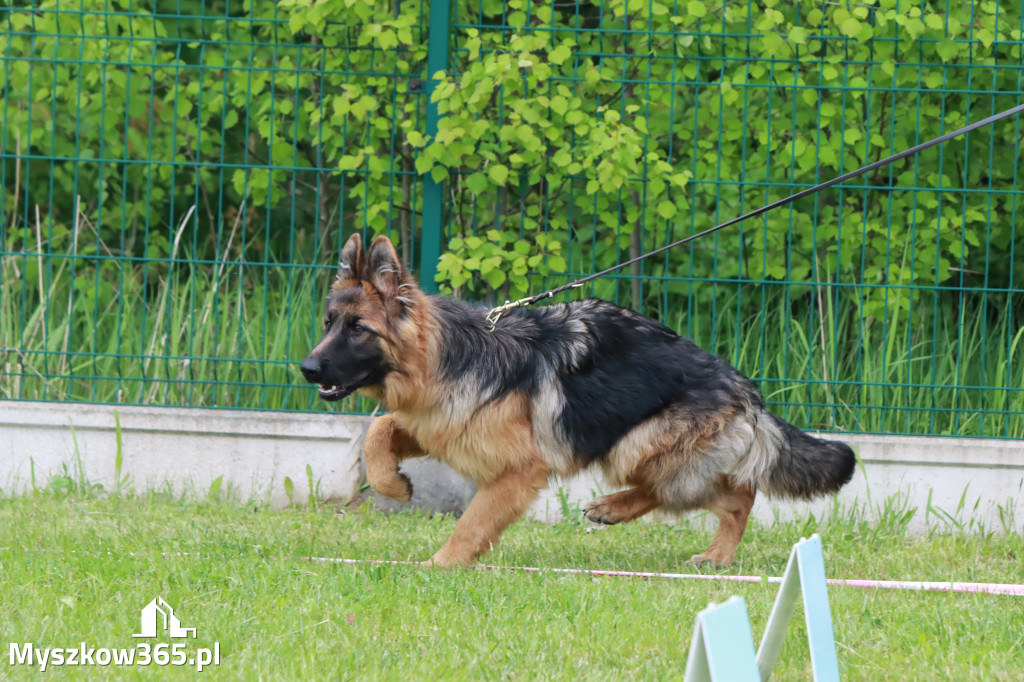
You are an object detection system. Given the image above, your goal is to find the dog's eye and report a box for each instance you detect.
[352,322,365,334]
[323,316,332,330]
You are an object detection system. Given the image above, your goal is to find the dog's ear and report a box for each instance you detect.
[366,235,415,306]
[337,233,364,284]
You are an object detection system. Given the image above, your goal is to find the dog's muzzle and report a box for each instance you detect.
[299,357,367,402]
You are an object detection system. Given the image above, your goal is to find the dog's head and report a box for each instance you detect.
[300,234,418,401]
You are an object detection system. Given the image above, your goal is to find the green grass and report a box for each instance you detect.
[1,492,1022,681]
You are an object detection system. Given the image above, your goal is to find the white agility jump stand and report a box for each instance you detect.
[757,535,839,680]
[683,534,840,682]
[683,595,760,681]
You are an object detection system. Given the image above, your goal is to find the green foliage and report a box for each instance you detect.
[0,0,427,267]
[408,0,1020,315]
[2,4,182,249]
[435,229,566,298]
[3,0,1021,309]
[419,27,690,300]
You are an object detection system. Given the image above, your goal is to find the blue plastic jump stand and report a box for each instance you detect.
[683,534,841,682]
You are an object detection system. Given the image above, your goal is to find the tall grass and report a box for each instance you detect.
[2,224,1023,436]
[0,212,358,413]
[674,283,1024,437]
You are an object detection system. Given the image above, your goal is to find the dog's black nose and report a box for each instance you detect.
[300,356,322,383]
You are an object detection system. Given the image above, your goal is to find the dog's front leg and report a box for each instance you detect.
[364,414,425,503]
[427,457,550,568]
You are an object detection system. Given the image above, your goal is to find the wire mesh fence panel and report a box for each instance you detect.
[428,0,1024,438]
[2,0,1023,437]
[1,0,429,412]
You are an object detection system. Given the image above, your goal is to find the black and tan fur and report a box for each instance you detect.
[301,234,856,568]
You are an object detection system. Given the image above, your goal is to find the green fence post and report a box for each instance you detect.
[419,0,451,293]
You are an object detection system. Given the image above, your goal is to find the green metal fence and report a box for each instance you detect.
[2,0,1023,439]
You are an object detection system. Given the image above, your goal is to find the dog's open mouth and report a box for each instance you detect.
[317,372,369,402]
[317,384,351,401]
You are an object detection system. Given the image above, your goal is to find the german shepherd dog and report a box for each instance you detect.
[301,234,856,568]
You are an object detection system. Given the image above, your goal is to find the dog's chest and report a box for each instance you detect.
[395,395,539,483]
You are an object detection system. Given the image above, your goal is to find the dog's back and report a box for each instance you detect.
[434,295,854,499]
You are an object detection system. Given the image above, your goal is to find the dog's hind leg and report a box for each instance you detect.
[583,486,660,525]
[689,477,755,567]
[427,457,550,568]
[364,414,425,503]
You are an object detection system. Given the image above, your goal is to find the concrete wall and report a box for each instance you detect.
[0,401,364,508]
[2,401,1022,534]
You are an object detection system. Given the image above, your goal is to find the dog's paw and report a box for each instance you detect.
[369,470,413,503]
[688,551,734,568]
[582,498,625,525]
[424,549,472,569]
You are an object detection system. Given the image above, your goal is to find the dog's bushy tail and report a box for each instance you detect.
[757,412,857,499]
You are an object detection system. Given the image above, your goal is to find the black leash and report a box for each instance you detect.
[486,101,1024,328]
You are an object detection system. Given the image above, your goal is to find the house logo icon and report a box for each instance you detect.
[133,597,197,639]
